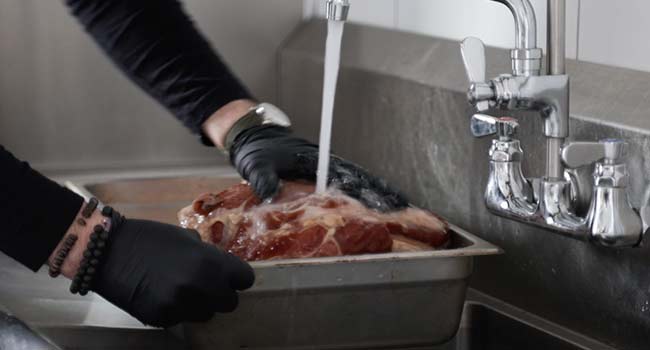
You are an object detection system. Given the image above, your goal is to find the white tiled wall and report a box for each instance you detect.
[308,0,650,72]
[397,0,553,54]
[578,1,650,72]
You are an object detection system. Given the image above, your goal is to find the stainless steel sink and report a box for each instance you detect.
[67,175,502,349]
[0,170,611,350]
[21,289,613,350]
[36,326,187,350]
[431,290,614,350]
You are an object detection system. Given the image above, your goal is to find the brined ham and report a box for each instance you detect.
[178,181,449,261]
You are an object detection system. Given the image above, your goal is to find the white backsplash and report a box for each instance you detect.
[307,0,650,72]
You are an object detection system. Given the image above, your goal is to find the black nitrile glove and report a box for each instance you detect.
[229,125,409,212]
[93,214,254,328]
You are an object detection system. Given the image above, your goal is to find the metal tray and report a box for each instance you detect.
[66,175,242,225]
[66,175,501,349]
[184,225,500,350]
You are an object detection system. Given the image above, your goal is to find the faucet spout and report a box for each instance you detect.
[492,0,537,49]
[491,0,542,76]
[326,0,350,21]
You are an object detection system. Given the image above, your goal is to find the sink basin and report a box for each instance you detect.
[430,290,614,350]
[3,290,611,350]
[68,175,501,349]
[56,174,608,350]
[36,326,187,350]
[442,303,581,350]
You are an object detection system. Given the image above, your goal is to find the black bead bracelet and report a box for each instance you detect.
[81,197,99,218]
[70,204,118,296]
[48,234,78,278]
[49,198,100,279]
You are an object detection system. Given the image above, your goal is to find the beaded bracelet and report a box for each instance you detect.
[48,234,78,278]
[48,198,99,278]
[70,205,117,296]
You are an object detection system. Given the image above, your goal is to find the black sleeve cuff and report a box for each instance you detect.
[0,146,83,272]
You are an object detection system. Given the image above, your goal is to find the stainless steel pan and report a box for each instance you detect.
[67,176,501,349]
[184,225,500,350]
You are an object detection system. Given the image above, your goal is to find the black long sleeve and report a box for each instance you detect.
[1,0,250,270]
[65,0,254,135]
[0,146,83,271]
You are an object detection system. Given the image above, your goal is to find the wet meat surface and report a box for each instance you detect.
[179,182,449,261]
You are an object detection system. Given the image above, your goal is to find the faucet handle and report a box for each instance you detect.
[461,37,494,112]
[561,139,627,168]
[471,114,519,139]
[461,37,486,84]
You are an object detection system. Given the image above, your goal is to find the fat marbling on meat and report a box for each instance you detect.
[178,182,449,261]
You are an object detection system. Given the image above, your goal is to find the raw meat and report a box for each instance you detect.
[178,182,449,261]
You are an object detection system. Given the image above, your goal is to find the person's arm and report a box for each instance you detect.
[64,0,254,145]
[0,145,253,326]
[47,202,254,327]
[64,0,409,208]
[0,145,83,271]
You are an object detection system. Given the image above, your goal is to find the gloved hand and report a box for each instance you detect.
[229,125,409,211]
[92,214,255,328]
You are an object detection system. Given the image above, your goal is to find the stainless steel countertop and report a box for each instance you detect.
[0,252,143,329]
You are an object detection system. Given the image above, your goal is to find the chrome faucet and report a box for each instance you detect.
[460,0,645,247]
[326,0,350,21]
